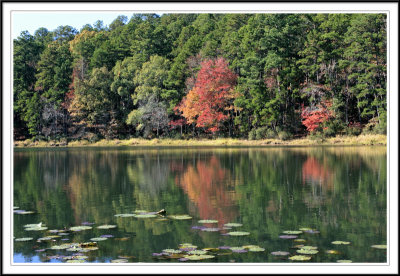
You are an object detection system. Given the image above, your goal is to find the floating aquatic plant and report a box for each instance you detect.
[90,237,108,242]
[69,226,92,231]
[162,249,182,254]
[271,251,290,256]
[24,223,45,228]
[178,258,189,262]
[302,246,318,250]
[133,213,157,218]
[218,246,231,250]
[299,227,312,231]
[198,219,218,224]
[230,246,245,251]
[296,248,319,255]
[337,260,352,263]
[81,222,95,225]
[303,229,320,234]
[14,210,35,215]
[279,235,297,239]
[289,255,312,261]
[50,243,78,250]
[201,227,220,232]
[191,225,206,230]
[227,231,250,236]
[97,225,117,229]
[326,250,341,254]
[294,239,306,243]
[15,237,33,242]
[168,215,192,220]
[283,230,303,235]
[111,259,129,263]
[115,214,136,217]
[247,246,265,252]
[26,227,48,231]
[133,210,148,213]
[371,245,387,249]
[100,234,114,238]
[179,243,197,249]
[13,206,19,209]
[183,254,215,261]
[224,223,243,228]
[66,259,85,263]
[186,250,208,255]
[332,241,351,245]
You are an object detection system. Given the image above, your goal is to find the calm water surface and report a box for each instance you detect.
[13,146,387,263]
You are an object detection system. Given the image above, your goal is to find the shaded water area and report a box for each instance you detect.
[13,146,387,263]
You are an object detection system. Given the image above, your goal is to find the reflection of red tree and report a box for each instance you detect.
[173,156,238,227]
[302,157,333,190]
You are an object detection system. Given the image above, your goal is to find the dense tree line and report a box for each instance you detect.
[13,13,387,141]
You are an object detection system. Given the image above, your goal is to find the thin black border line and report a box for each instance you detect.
[7,5,393,272]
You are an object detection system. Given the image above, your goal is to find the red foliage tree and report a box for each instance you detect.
[301,100,333,133]
[175,57,238,133]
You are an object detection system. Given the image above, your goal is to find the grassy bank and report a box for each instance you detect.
[14,134,387,148]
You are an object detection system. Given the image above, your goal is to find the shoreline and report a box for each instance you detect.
[13,134,387,148]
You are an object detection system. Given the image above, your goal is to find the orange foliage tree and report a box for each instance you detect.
[174,57,238,133]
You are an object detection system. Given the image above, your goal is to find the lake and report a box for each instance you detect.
[13,146,387,263]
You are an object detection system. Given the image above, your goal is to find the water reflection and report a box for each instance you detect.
[13,146,387,263]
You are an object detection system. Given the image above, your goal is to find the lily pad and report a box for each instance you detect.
[248,246,265,252]
[97,224,117,229]
[115,213,136,217]
[13,206,19,209]
[289,255,312,261]
[100,234,114,238]
[183,254,215,261]
[51,243,78,250]
[294,239,306,243]
[224,223,243,228]
[299,227,312,231]
[15,237,33,242]
[283,230,303,235]
[191,225,206,230]
[25,226,48,231]
[14,210,35,215]
[70,226,92,231]
[111,259,129,263]
[332,241,351,245]
[90,237,108,242]
[326,250,341,254]
[227,231,250,236]
[371,244,387,249]
[179,243,197,249]
[133,214,157,218]
[296,248,319,255]
[303,229,320,234]
[24,223,45,228]
[271,251,290,256]
[201,227,220,232]
[230,246,245,251]
[66,259,85,263]
[198,219,218,224]
[162,249,182,254]
[231,249,248,253]
[302,246,318,250]
[81,222,95,225]
[168,214,192,220]
[186,250,208,255]
[279,235,297,239]
[218,246,231,250]
[337,260,352,263]
[133,210,148,213]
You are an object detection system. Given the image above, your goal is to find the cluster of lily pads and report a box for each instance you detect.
[14,207,387,263]
[151,243,266,262]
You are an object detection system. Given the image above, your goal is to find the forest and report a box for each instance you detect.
[13,13,387,142]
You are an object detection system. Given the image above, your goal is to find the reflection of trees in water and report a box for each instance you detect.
[302,156,334,190]
[131,154,170,196]
[173,155,238,227]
